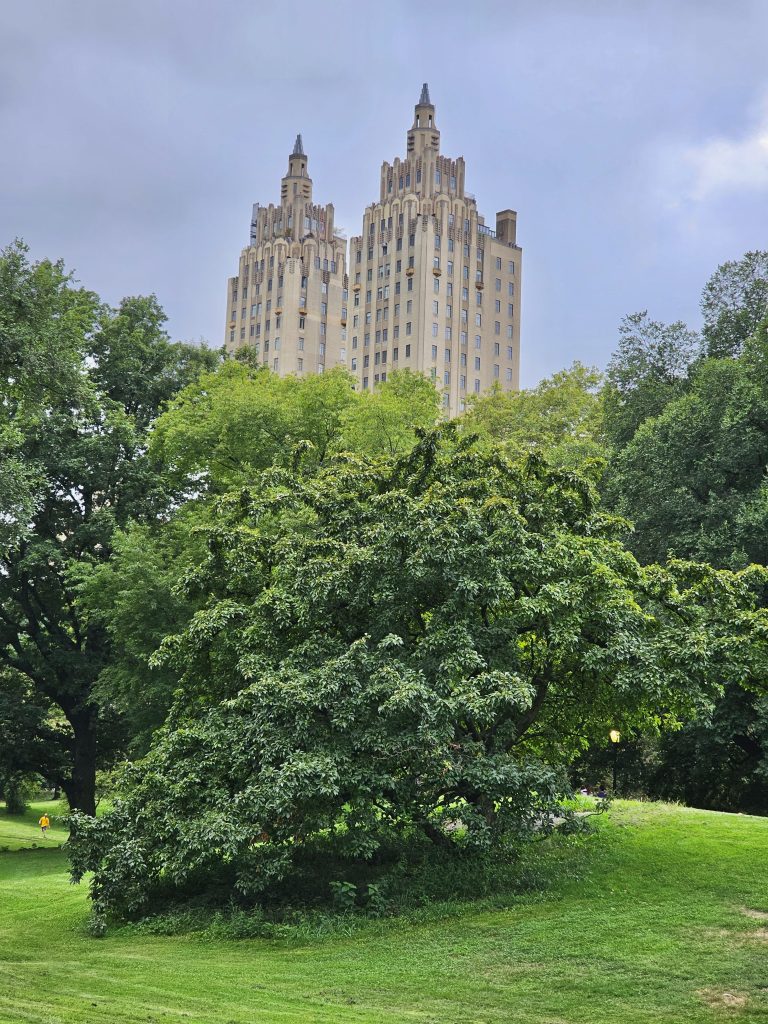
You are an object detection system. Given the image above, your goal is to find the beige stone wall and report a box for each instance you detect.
[224,141,348,376]
[223,93,521,415]
[348,92,521,416]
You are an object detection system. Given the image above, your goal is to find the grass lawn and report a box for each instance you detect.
[0,800,766,1023]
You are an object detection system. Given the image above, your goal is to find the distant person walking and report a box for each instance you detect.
[38,813,50,836]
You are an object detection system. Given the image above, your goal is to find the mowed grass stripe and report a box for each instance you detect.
[0,802,766,1022]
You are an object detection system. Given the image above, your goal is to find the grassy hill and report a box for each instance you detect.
[0,800,766,1022]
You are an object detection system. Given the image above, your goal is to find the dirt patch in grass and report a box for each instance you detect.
[698,988,749,1009]
[740,907,768,921]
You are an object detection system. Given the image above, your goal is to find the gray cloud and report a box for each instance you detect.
[2,0,767,383]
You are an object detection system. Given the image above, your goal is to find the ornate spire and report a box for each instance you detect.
[419,82,431,106]
[292,133,304,156]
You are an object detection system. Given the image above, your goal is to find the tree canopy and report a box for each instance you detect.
[0,245,218,812]
[69,430,768,919]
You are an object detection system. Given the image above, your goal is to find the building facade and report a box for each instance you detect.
[348,85,521,415]
[224,135,348,376]
[224,88,521,415]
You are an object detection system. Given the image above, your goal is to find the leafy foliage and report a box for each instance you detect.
[68,430,768,919]
[464,362,605,470]
[701,251,768,359]
[0,246,218,812]
[603,312,701,448]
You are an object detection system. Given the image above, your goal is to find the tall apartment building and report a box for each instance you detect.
[224,88,521,415]
[224,135,348,375]
[348,85,521,415]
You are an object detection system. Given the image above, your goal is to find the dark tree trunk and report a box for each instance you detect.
[62,707,98,815]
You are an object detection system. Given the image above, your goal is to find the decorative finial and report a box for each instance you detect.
[419,82,431,106]
[292,133,304,156]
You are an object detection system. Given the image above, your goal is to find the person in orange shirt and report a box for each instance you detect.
[38,813,50,836]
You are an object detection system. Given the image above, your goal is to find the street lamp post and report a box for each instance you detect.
[609,729,621,795]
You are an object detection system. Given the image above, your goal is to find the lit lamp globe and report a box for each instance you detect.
[609,729,621,744]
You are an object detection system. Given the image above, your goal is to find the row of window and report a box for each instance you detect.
[360,374,504,394]
[233,257,340,300]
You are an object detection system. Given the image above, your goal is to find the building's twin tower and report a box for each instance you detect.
[225,86,521,416]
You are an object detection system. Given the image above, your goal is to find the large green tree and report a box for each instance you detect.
[464,362,605,471]
[0,248,218,813]
[701,250,768,359]
[69,430,767,919]
[607,323,768,567]
[603,311,700,449]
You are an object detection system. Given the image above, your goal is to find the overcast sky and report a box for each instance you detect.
[2,0,767,386]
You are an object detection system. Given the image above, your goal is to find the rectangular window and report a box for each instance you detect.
[393,325,399,339]
[432,344,438,359]
[460,374,466,389]
[407,278,413,291]
[363,377,369,388]
[509,261,515,274]
[444,347,451,362]
[406,322,412,335]
[434,235,441,249]
[393,347,399,360]
[461,352,467,367]
[297,357,304,371]
[433,300,439,314]
[351,357,357,370]
[495,300,501,313]
[447,261,453,275]
[321,301,327,315]
[405,343,411,356]
[364,354,370,367]
[406,299,413,313]
[273,357,279,371]
[444,370,450,385]
[494,342,500,355]
[495,321,501,335]
[496,257,502,270]
[507,325,513,339]
[508,303,514,318]
[508,282,515,296]
[432,323,438,336]
[474,356,481,370]
[445,326,452,341]
[474,379,481,394]
[494,364,500,379]
[475,313,482,327]
[382,350,387,364]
